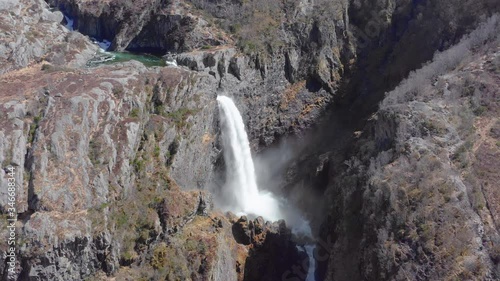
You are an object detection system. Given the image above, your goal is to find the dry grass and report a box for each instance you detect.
[280,80,306,110]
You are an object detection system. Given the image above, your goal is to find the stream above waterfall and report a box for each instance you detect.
[86,50,168,67]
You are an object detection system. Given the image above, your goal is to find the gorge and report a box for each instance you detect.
[0,0,499,280]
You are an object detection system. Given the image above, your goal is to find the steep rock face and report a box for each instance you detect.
[344,0,500,111]
[42,0,499,147]
[317,18,500,281]
[187,0,355,146]
[45,0,356,147]
[0,2,231,276]
[127,12,229,53]
[0,56,227,279]
[0,1,308,279]
[47,0,161,50]
[47,0,230,52]
[0,0,97,75]
[0,60,220,213]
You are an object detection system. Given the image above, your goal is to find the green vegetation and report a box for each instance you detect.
[153,145,160,158]
[151,243,169,269]
[28,115,41,144]
[166,108,200,129]
[451,140,473,169]
[184,238,208,255]
[88,140,99,166]
[131,156,145,173]
[41,64,51,71]
[129,108,140,118]
[89,195,160,264]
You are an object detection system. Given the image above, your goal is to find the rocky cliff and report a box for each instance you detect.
[313,17,500,281]
[0,0,499,280]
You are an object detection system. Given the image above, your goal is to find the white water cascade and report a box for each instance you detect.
[63,14,74,31]
[217,95,317,280]
[216,96,282,221]
[304,245,316,281]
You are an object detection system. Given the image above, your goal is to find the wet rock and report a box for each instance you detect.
[253,216,265,235]
[242,219,308,281]
[232,216,252,245]
[229,216,308,280]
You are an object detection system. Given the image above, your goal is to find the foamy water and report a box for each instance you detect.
[217,95,317,280]
[217,96,282,221]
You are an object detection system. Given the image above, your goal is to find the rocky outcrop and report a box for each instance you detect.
[315,17,500,281]
[47,0,230,53]
[230,215,308,281]
[0,1,227,274]
[343,0,500,112]
[0,0,97,75]
[44,0,356,148]
[0,55,223,279]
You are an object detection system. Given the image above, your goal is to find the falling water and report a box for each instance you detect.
[63,14,74,31]
[216,96,282,221]
[304,245,316,281]
[217,95,317,280]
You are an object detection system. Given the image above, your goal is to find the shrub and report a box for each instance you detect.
[88,139,101,166]
[153,145,160,158]
[132,157,145,173]
[129,108,140,118]
[166,108,199,129]
[151,243,169,269]
[41,64,51,71]
[380,15,500,109]
[28,116,41,143]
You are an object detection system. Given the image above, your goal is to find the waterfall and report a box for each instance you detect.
[63,14,74,31]
[217,95,316,280]
[216,96,282,222]
[304,245,316,281]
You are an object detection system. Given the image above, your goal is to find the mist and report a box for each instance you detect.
[213,95,322,241]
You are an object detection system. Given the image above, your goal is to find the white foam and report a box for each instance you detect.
[96,39,111,51]
[166,59,178,67]
[217,96,282,222]
[63,14,74,31]
[217,95,317,280]
[304,245,316,281]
